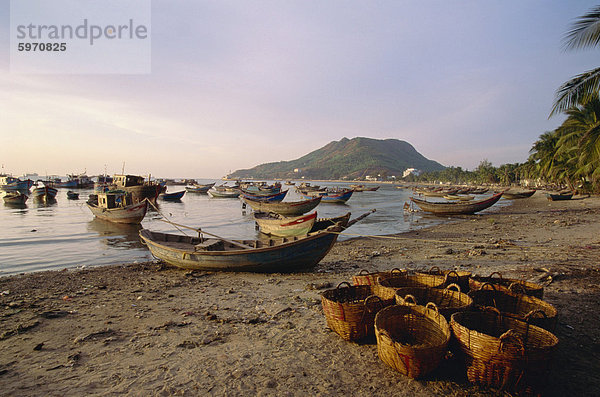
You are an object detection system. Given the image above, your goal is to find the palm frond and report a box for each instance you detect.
[550,68,600,117]
[563,6,600,50]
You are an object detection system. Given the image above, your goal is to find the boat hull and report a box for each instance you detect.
[410,192,503,216]
[254,212,317,237]
[139,227,339,272]
[87,201,148,224]
[161,191,186,201]
[299,190,353,203]
[242,196,321,216]
[3,192,28,204]
[32,186,58,201]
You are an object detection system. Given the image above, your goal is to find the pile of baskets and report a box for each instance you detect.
[320,268,559,394]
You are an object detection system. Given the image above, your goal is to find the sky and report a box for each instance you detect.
[1,0,598,179]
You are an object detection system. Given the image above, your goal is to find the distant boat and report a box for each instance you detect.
[351,185,380,192]
[410,192,503,216]
[502,189,536,199]
[66,191,79,200]
[185,183,215,193]
[298,189,354,204]
[3,191,28,204]
[86,191,148,224]
[253,212,318,237]
[160,190,186,201]
[242,196,322,216]
[66,172,94,188]
[546,192,573,201]
[240,189,287,202]
[207,186,241,198]
[0,174,34,192]
[112,174,164,204]
[285,181,295,185]
[94,175,113,193]
[32,185,58,202]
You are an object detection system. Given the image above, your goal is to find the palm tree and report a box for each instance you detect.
[551,6,600,116]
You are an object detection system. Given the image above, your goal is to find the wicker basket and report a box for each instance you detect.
[352,268,405,286]
[469,272,544,298]
[450,308,559,394]
[375,273,446,301]
[469,283,557,331]
[375,303,451,379]
[321,282,392,341]
[395,283,473,320]
[417,266,472,292]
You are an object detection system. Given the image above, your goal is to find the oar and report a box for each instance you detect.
[345,209,376,228]
[158,219,254,250]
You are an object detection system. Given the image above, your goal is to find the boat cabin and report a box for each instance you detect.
[97,191,134,209]
[113,174,145,188]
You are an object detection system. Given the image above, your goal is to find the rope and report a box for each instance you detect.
[146,199,190,236]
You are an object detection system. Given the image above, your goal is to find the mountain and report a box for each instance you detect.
[227,137,445,180]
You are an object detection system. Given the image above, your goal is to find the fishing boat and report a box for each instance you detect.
[185,183,215,194]
[66,191,79,200]
[242,196,322,216]
[86,191,148,224]
[3,192,28,204]
[112,174,164,204]
[66,172,94,188]
[311,212,352,232]
[546,192,573,201]
[94,175,113,193]
[350,185,380,192]
[0,174,34,192]
[240,189,287,202]
[160,190,186,201]
[32,184,58,202]
[253,212,317,237]
[410,192,503,216]
[285,181,295,186]
[299,189,354,204]
[207,186,241,198]
[502,189,536,199]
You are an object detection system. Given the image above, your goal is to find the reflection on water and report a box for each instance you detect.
[3,202,28,212]
[87,219,145,250]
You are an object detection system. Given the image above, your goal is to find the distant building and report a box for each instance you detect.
[403,168,421,178]
[294,168,301,173]
[365,175,378,181]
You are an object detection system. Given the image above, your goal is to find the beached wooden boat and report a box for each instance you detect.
[410,192,503,216]
[240,189,287,202]
[160,190,186,201]
[185,183,215,193]
[3,192,28,204]
[502,189,536,199]
[546,192,573,201]
[139,224,342,272]
[299,189,354,204]
[253,212,317,237]
[242,196,322,216]
[311,212,351,232]
[207,187,241,198]
[66,191,79,200]
[32,185,58,202]
[86,191,148,224]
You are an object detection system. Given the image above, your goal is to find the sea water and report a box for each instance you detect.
[0,181,504,276]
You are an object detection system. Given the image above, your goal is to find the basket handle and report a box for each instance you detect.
[444,270,460,283]
[363,295,383,313]
[488,271,503,279]
[482,306,501,316]
[508,282,527,294]
[378,329,394,344]
[390,268,404,274]
[336,281,352,289]
[425,302,439,316]
[428,266,442,275]
[402,294,418,305]
[524,309,548,322]
[445,283,461,293]
[480,282,497,291]
[357,269,370,275]
[498,329,525,355]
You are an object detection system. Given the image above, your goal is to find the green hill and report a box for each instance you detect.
[227,137,445,180]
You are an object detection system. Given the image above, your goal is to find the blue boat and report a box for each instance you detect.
[160,190,186,201]
[240,189,288,202]
[299,189,353,204]
[0,174,34,192]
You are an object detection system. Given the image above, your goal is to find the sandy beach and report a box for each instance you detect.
[1,192,599,396]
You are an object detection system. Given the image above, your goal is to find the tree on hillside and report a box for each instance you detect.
[551,5,600,115]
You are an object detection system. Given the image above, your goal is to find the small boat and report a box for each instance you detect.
[311,212,352,232]
[240,189,288,202]
[299,189,354,204]
[242,196,322,216]
[0,174,34,192]
[3,192,28,204]
[285,181,295,186]
[66,191,79,200]
[546,192,573,201]
[253,212,318,237]
[207,186,241,198]
[502,189,536,199]
[32,185,58,202]
[160,190,186,201]
[86,191,148,224]
[443,194,474,201]
[410,192,503,216]
[185,183,215,194]
[351,185,380,192]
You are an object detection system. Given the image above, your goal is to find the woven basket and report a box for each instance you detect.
[376,273,445,301]
[395,283,473,320]
[450,308,559,394]
[469,272,544,298]
[375,303,451,379]
[321,282,393,341]
[352,268,405,286]
[469,283,557,331]
[417,266,472,292]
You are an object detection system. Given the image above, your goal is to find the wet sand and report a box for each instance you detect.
[1,192,599,396]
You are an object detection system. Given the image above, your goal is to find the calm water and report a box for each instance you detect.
[0,181,506,276]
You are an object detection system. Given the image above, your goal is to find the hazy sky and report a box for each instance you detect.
[1,1,598,178]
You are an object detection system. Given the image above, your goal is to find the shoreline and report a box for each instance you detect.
[1,193,599,396]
